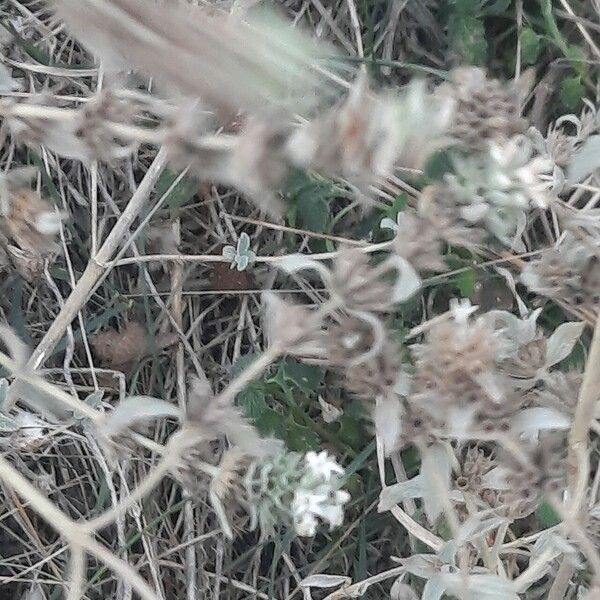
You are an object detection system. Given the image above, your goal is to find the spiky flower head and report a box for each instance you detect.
[327,316,403,402]
[438,67,528,151]
[521,232,600,308]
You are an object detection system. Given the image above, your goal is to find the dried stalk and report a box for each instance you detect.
[25,146,169,372]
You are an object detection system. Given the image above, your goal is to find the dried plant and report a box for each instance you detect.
[1,1,600,599]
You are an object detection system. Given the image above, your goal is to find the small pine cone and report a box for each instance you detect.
[92,321,177,371]
[2,188,61,257]
[327,317,402,401]
[438,67,527,150]
[332,248,395,312]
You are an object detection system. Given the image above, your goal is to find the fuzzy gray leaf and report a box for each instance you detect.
[0,413,19,432]
[568,135,600,184]
[300,574,350,589]
[390,579,419,600]
[378,475,424,511]
[545,321,585,367]
[0,378,8,412]
[420,443,451,525]
[422,576,446,600]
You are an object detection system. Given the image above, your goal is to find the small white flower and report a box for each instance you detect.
[305,450,344,481]
[449,298,478,325]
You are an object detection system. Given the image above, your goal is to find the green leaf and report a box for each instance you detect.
[285,415,319,451]
[424,150,454,182]
[536,501,561,528]
[285,170,333,234]
[231,353,260,377]
[274,359,323,396]
[237,381,268,420]
[454,268,475,297]
[520,28,542,65]
[337,414,362,448]
[559,76,584,111]
[0,413,18,433]
[449,12,487,66]
[254,407,286,438]
[154,168,198,213]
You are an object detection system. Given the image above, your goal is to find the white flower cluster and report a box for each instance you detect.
[245,448,350,538]
[446,135,553,249]
[291,451,351,536]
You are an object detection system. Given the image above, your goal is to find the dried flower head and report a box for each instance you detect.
[485,435,567,517]
[263,292,326,357]
[1,92,138,162]
[411,306,504,419]
[331,248,397,312]
[437,67,528,151]
[286,77,452,193]
[327,316,402,401]
[521,233,600,308]
[167,116,289,216]
[391,186,485,274]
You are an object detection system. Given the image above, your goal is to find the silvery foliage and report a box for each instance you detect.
[222,232,256,271]
[490,307,585,385]
[244,448,350,538]
[402,553,519,600]
[445,135,552,250]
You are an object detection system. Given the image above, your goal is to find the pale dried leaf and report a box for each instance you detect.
[378,475,424,511]
[420,443,451,524]
[318,396,343,423]
[389,256,422,303]
[567,135,600,184]
[545,321,585,367]
[100,395,182,440]
[390,578,419,600]
[511,407,570,434]
[374,395,402,456]
[300,574,351,589]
